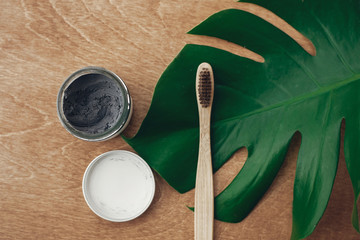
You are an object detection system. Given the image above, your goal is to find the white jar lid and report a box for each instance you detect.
[82,150,155,222]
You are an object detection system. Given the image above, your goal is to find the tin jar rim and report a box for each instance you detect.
[82,150,155,222]
[57,66,132,141]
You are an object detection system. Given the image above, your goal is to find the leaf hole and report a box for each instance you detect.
[236,3,316,56]
[214,147,248,197]
[186,2,316,60]
[185,34,265,63]
[308,120,360,238]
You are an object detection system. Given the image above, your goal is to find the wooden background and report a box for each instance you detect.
[0,0,359,239]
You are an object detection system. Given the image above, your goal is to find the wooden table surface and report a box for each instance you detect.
[1,0,359,239]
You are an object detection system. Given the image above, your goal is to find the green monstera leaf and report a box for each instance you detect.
[124,0,360,239]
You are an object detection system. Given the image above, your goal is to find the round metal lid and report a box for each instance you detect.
[82,150,155,222]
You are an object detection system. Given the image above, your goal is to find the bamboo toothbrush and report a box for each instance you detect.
[195,62,214,240]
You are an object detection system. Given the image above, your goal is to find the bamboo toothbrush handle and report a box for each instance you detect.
[195,124,214,240]
[195,62,214,240]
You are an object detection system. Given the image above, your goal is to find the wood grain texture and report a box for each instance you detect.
[0,0,359,239]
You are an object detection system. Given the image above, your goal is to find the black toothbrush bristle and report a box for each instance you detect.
[198,67,212,108]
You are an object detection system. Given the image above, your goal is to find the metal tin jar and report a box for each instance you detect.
[57,66,132,141]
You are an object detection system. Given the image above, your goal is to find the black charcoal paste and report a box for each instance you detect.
[63,73,124,135]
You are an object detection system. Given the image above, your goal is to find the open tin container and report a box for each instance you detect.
[57,66,132,141]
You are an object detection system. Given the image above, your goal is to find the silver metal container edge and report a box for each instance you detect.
[82,150,155,222]
[57,66,132,141]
